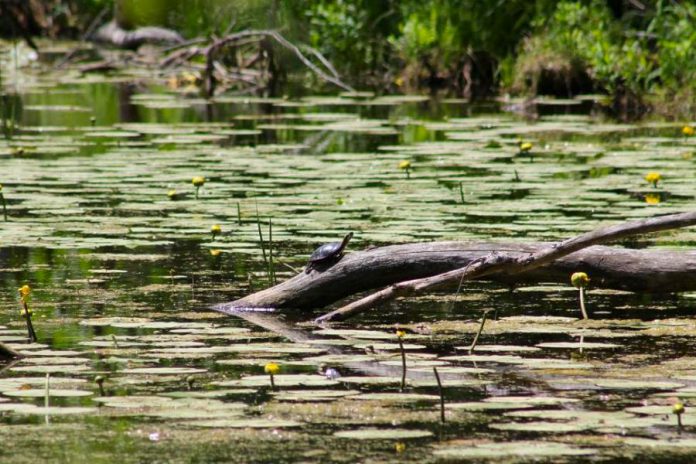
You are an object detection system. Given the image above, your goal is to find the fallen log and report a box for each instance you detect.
[316,211,696,322]
[0,340,20,360]
[216,241,696,312]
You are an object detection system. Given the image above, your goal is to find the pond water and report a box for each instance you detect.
[2,41,696,463]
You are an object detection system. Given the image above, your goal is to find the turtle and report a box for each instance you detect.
[305,232,353,273]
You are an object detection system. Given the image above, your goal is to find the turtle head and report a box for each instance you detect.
[342,232,354,246]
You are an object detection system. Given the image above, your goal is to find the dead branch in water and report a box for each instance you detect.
[316,211,696,322]
[215,211,696,320]
[82,20,353,96]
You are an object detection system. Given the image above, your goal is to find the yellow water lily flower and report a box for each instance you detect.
[519,142,533,152]
[167,189,178,200]
[18,285,31,299]
[645,172,662,188]
[264,363,280,375]
[398,160,411,171]
[570,272,589,289]
[682,126,694,136]
[210,249,221,257]
[395,329,406,339]
[673,401,685,415]
[211,224,222,236]
[395,442,406,453]
[192,176,205,187]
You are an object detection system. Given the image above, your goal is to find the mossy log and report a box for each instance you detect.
[216,242,696,313]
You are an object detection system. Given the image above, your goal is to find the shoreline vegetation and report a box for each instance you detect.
[2,0,695,119]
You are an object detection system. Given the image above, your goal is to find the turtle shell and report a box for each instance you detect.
[309,241,343,263]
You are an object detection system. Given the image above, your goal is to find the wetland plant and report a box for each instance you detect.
[0,184,6,221]
[645,172,662,188]
[518,141,533,161]
[192,176,205,199]
[398,160,411,179]
[396,329,407,392]
[673,401,685,432]
[211,224,222,239]
[468,309,491,354]
[264,362,280,390]
[95,376,106,396]
[682,126,694,136]
[18,284,37,342]
[571,272,590,319]
[433,367,445,423]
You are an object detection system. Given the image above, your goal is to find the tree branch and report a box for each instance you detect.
[315,211,696,323]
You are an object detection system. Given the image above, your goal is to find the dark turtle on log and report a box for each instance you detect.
[305,232,353,273]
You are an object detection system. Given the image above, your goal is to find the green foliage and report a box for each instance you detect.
[510,0,696,105]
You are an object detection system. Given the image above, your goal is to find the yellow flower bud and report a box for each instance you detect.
[673,401,685,415]
[682,126,694,136]
[211,224,222,235]
[570,272,589,289]
[644,172,662,187]
[519,142,533,152]
[398,160,411,171]
[192,176,205,187]
[167,190,178,200]
[396,329,406,339]
[395,442,406,453]
[18,285,31,298]
[264,363,280,375]
[210,249,221,257]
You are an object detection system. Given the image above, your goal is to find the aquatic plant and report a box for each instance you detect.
[571,272,590,319]
[95,376,106,396]
[192,176,205,199]
[683,126,694,136]
[211,224,222,239]
[432,367,445,423]
[398,160,412,179]
[396,329,406,391]
[673,401,685,431]
[0,184,6,221]
[395,442,406,454]
[18,284,37,342]
[264,362,280,390]
[167,189,179,200]
[468,309,491,354]
[645,172,662,188]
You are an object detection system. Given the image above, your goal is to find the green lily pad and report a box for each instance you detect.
[190,418,302,428]
[334,428,433,439]
[433,441,597,459]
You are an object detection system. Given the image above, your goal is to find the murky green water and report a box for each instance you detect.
[3,40,696,463]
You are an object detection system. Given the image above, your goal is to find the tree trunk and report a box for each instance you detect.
[216,242,696,312]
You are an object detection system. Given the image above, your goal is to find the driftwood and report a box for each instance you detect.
[94,20,184,49]
[216,212,696,320]
[0,341,20,360]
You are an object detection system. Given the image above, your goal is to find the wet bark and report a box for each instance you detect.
[216,242,696,312]
[0,341,20,359]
